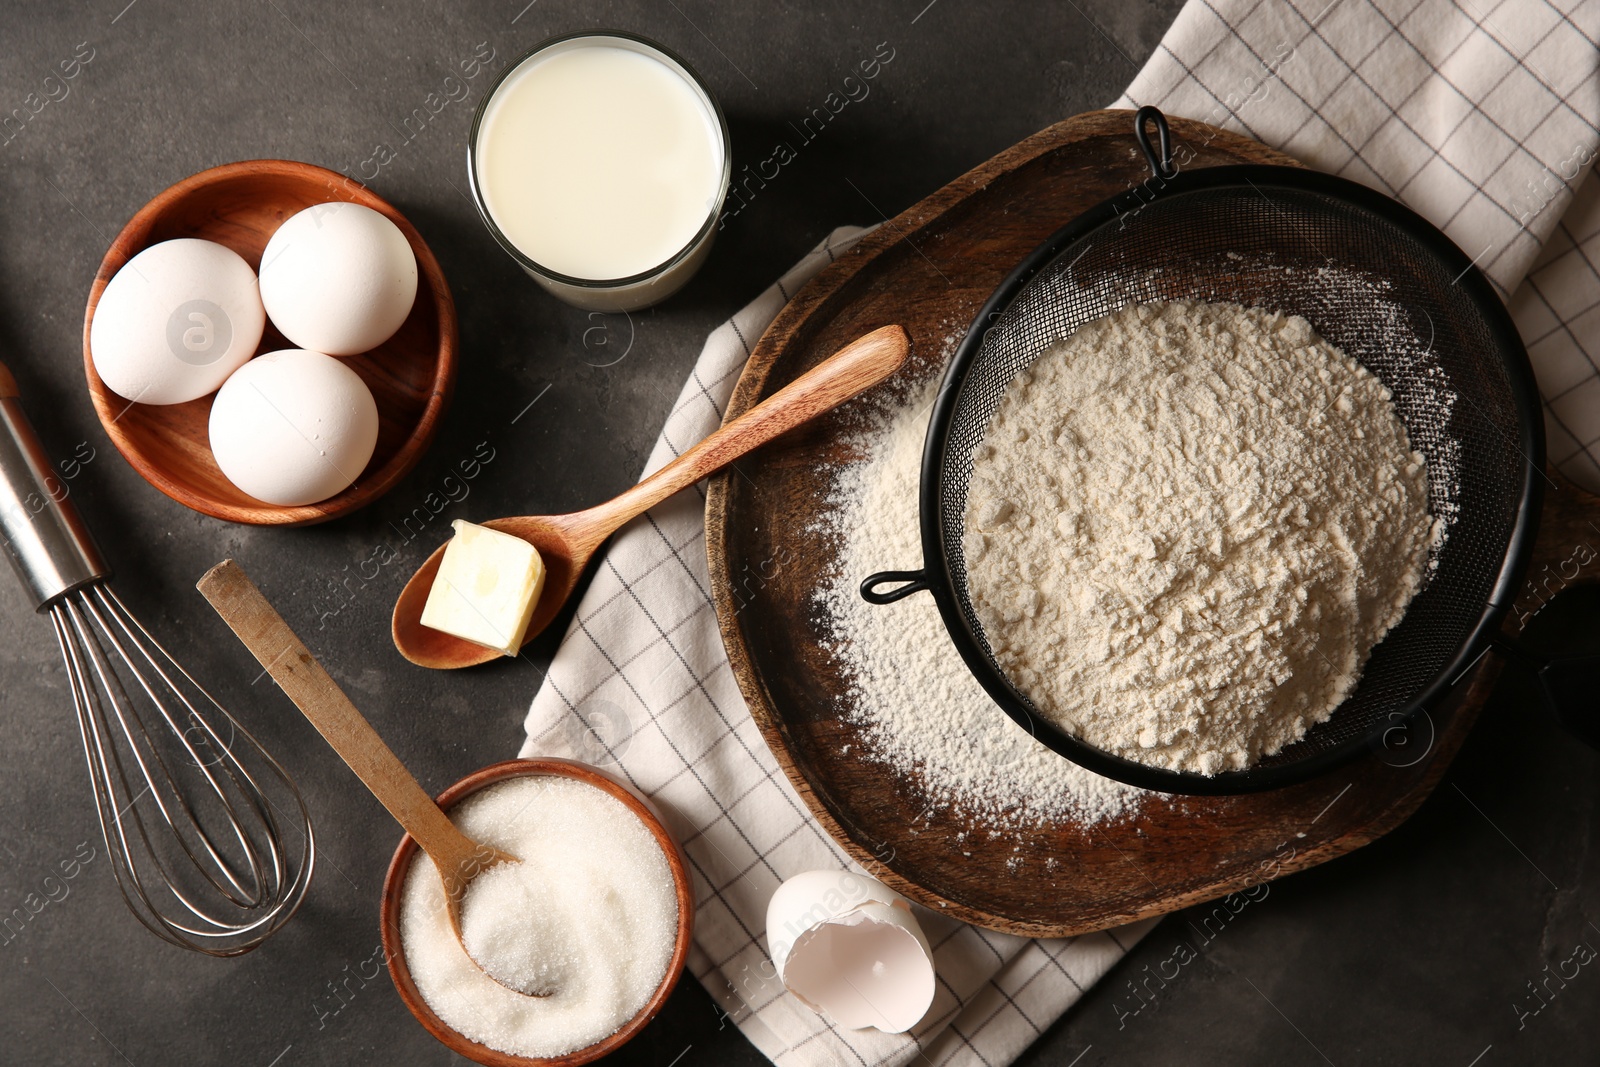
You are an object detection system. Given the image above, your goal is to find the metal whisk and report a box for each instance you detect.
[0,362,313,955]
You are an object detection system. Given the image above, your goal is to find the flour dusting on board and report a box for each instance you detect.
[814,327,1147,828]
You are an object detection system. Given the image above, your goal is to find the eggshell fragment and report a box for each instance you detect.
[765,870,935,1034]
[259,202,418,356]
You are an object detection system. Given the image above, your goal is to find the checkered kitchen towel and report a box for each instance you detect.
[1117,0,1600,486]
[521,3,1600,1064]
[522,226,1150,1067]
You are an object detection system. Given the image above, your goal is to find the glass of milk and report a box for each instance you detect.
[468,32,731,312]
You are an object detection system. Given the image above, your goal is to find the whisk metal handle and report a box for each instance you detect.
[0,361,109,610]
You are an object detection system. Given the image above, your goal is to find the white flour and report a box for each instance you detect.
[817,336,1146,827]
[964,300,1438,774]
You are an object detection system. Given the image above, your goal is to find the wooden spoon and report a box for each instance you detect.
[197,559,546,996]
[392,324,910,670]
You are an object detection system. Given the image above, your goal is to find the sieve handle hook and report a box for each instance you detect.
[860,569,930,605]
[1134,106,1177,181]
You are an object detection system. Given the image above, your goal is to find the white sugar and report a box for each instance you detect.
[398,775,678,1058]
[815,337,1147,828]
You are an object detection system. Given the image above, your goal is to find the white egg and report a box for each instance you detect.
[89,238,265,405]
[259,202,418,356]
[208,349,379,506]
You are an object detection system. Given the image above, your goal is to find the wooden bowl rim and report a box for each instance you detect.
[379,758,696,1067]
[703,110,1350,937]
[81,158,458,527]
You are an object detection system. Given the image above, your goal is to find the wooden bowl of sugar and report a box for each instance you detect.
[379,758,695,1066]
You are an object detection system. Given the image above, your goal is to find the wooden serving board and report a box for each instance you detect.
[704,109,1600,938]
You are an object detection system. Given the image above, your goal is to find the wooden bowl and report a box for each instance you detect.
[82,160,458,526]
[379,759,695,1066]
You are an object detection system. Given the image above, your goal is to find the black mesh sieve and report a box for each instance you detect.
[885,118,1544,794]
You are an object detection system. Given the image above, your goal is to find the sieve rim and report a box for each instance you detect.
[913,163,1543,796]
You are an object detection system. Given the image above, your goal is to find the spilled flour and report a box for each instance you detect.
[817,339,1147,826]
[964,301,1438,774]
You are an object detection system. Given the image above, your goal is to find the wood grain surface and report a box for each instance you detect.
[200,558,697,1064]
[197,559,515,909]
[389,325,909,670]
[704,109,1600,937]
[81,159,458,527]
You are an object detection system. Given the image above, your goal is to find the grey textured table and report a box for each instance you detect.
[2,2,1597,1064]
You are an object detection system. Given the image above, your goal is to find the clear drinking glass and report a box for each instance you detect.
[467,31,732,313]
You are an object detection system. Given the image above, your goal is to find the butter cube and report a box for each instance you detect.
[419,520,546,656]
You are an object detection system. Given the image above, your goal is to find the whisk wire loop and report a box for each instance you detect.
[49,584,314,956]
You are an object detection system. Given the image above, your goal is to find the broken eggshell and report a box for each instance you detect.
[765,869,935,1034]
